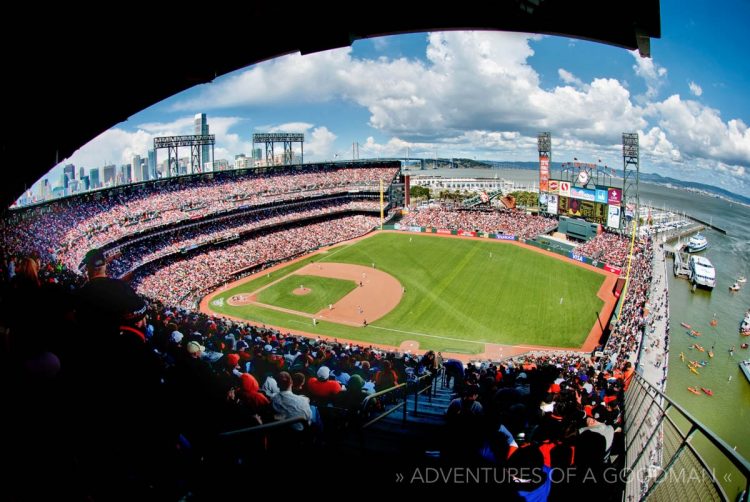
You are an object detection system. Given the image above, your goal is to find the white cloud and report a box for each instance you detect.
[688,81,703,97]
[36,31,747,197]
[631,51,668,101]
[306,127,337,160]
[639,126,682,162]
[267,122,314,134]
[653,94,750,166]
[172,48,353,110]
[558,68,586,88]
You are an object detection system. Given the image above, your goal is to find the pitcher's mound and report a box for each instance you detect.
[293,287,312,296]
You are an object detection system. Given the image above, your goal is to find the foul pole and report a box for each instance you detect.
[380,178,384,230]
[617,217,640,320]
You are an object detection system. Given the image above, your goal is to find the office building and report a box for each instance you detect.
[148,149,157,180]
[194,113,210,170]
[89,167,100,189]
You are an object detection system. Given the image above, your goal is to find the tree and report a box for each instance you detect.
[410,185,431,201]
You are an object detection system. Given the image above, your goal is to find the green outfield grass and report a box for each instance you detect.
[207,233,606,354]
[256,275,357,313]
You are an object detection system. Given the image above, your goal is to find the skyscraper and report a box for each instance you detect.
[37,178,49,201]
[90,167,100,189]
[194,113,210,171]
[148,149,157,180]
[131,155,142,182]
[79,166,85,180]
[103,165,116,186]
[63,164,75,182]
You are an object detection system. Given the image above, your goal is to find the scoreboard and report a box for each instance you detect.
[547,179,622,229]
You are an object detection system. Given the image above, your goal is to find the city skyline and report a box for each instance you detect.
[24,2,750,202]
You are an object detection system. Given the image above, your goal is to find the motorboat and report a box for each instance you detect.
[687,233,709,252]
[738,276,747,284]
[741,310,750,334]
[680,322,691,329]
[688,255,716,290]
[730,282,742,292]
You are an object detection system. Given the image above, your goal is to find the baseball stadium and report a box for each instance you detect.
[2,3,749,501]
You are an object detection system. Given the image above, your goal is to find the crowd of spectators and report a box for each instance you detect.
[575,231,630,268]
[441,348,630,500]
[107,198,380,278]
[398,206,557,239]
[0,165,397,271]
[603,236,654,364]
[133,214,379,308]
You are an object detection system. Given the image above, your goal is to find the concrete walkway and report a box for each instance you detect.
[637,242,670,392]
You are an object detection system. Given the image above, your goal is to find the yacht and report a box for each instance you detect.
[740,359,750,385]
[687,233,708,253]
[688,255,716,290]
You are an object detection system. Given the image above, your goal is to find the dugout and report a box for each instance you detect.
[558,216,600,242]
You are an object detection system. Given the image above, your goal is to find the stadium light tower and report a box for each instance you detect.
[621,132,640,233]
[537,132,551,213]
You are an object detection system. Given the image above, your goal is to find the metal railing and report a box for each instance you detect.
[624,372,749,502]
[218,415,308,438]
[359,370,439,429]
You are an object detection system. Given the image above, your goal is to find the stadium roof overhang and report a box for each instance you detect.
[1,1,660,209]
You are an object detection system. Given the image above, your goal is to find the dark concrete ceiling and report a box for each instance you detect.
[1,1,659,209]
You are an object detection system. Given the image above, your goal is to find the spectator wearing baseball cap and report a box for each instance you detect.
[76,247,147,336]
[306,365,342,401]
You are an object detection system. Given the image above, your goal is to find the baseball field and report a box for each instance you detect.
[203,232,615,356]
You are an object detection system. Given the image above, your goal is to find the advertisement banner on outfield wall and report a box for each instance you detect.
[437,229,452,235]
[603,264,622,275]
[494,234,516,241]
[539,155,550,192]
[569,252,586,263]
[595,187,608,204]
[607,205,621,229]
[548,180,559,194]
[409,226,422,233]
[547,194,558,215]
[570,187,596,201]
[459,230,477,237]
[393,223,401,230]
[559,181,570,197]
[607,187,622,205]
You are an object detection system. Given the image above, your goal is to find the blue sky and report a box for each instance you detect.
[35,1,750,197]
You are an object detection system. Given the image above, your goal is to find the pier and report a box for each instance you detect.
[666,243,691,280]
[652,222,704,242]
[686,215,727,234]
